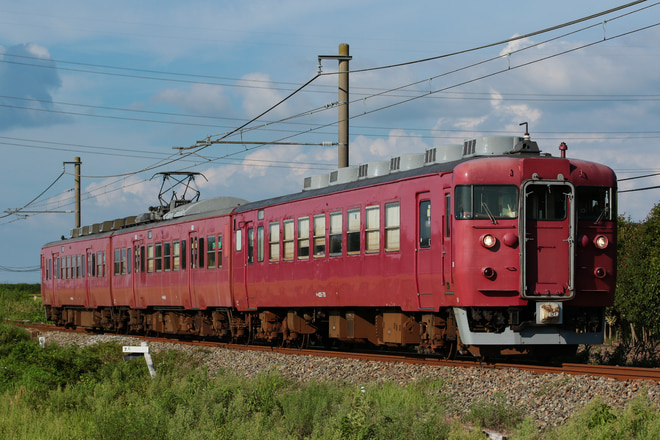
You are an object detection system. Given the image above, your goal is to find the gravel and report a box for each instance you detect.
[40,330,660,430]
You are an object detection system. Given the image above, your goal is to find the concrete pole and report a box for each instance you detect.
[74,157,81,229]
[338,43,349,168]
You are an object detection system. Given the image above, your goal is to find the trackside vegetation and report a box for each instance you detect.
[1,286,660,438]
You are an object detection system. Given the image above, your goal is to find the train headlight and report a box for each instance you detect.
[594,267,606,278]
[593,235,609,249]
[481,234,497,249]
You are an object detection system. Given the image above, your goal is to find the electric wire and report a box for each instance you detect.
[4,2,659,219]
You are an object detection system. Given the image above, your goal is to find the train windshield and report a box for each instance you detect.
[455,185,518,220]
[576,186,614,223]
[525,184,571,221]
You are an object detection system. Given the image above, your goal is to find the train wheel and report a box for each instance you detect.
[443,340,457,360]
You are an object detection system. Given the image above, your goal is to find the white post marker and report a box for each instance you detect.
[122,341,156,378]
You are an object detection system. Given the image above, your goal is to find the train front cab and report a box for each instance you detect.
[450,151,616,356]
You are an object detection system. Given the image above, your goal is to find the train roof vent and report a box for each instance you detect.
[328,167,358,186]
[100,220,113,232]
[425,145,463,164]
[111,218,125,230]
[358,161,389,180]
[123,216,137,227]
[302,173,330,191]
[463,136,523,158]
[390,153,424,173]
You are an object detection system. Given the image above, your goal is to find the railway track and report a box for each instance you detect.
[16,322,660,383]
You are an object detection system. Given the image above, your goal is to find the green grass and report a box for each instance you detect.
[0,283,44,322]
[1,285,660,439]
[1,322,660,439]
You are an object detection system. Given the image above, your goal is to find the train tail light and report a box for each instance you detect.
[594,267,606,278]
[594,235,609,249]
[481,234,497,249]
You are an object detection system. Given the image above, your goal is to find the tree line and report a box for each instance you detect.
[614,203,660,343]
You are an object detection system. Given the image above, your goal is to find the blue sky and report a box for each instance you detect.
[1,1,659,282]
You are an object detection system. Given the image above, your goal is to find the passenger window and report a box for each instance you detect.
[313,214,326,258]
[121,248,127,274]
[147,245,154,273]
[218,235,223,267]
[198,237,205,268]
[173,241,181,271]
[269,222,280,262]
[385,202,400,251]
[235,230,242,252]
[283,220,294,260]
[207,236,216,268]
[365,206,380,253]
[114,249,121,275]
[257,227,264,262]
[347,208,361,254]
[181,240,186,270]
[298,217,310,259]
[164,242,171,271]
[330,211,343,256]
[419,200,431,248]
[155,243,163,272]
[247,228,254,263]
[445,194,451,238]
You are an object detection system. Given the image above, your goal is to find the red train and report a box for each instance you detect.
[41,133,617,358]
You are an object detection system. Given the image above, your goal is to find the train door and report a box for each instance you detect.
[232,220,254,310]
[85,248,92,307]
[132,239,144,308]
[188,232,203,308]
[442,191,453,293]
[415,192,434,309]
[49,251,59,305]
[520,181,575,299]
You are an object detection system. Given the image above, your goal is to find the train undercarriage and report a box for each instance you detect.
[44,304,603,359]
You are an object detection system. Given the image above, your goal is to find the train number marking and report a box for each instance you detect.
[315,291,327,298]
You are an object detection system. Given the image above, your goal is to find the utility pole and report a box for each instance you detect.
[319,43,352,168]
[74,157,81,229]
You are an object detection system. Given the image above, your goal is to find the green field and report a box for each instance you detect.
[1,284,659,439]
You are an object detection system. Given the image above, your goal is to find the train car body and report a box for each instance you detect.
[41,135,617,357]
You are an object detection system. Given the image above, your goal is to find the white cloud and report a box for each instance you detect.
[25,43,51,59]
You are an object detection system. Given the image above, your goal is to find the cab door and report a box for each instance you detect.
[442,191,453,293]
[415,193,435,309]
[521,181,575,299]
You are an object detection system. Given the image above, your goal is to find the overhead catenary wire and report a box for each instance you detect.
[4,2,659,219]
[341,0,653,73]
[24,19,660,209]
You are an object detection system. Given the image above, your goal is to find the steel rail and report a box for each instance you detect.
[14,322,660,382]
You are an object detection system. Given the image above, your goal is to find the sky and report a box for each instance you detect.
[1,1,659,283]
